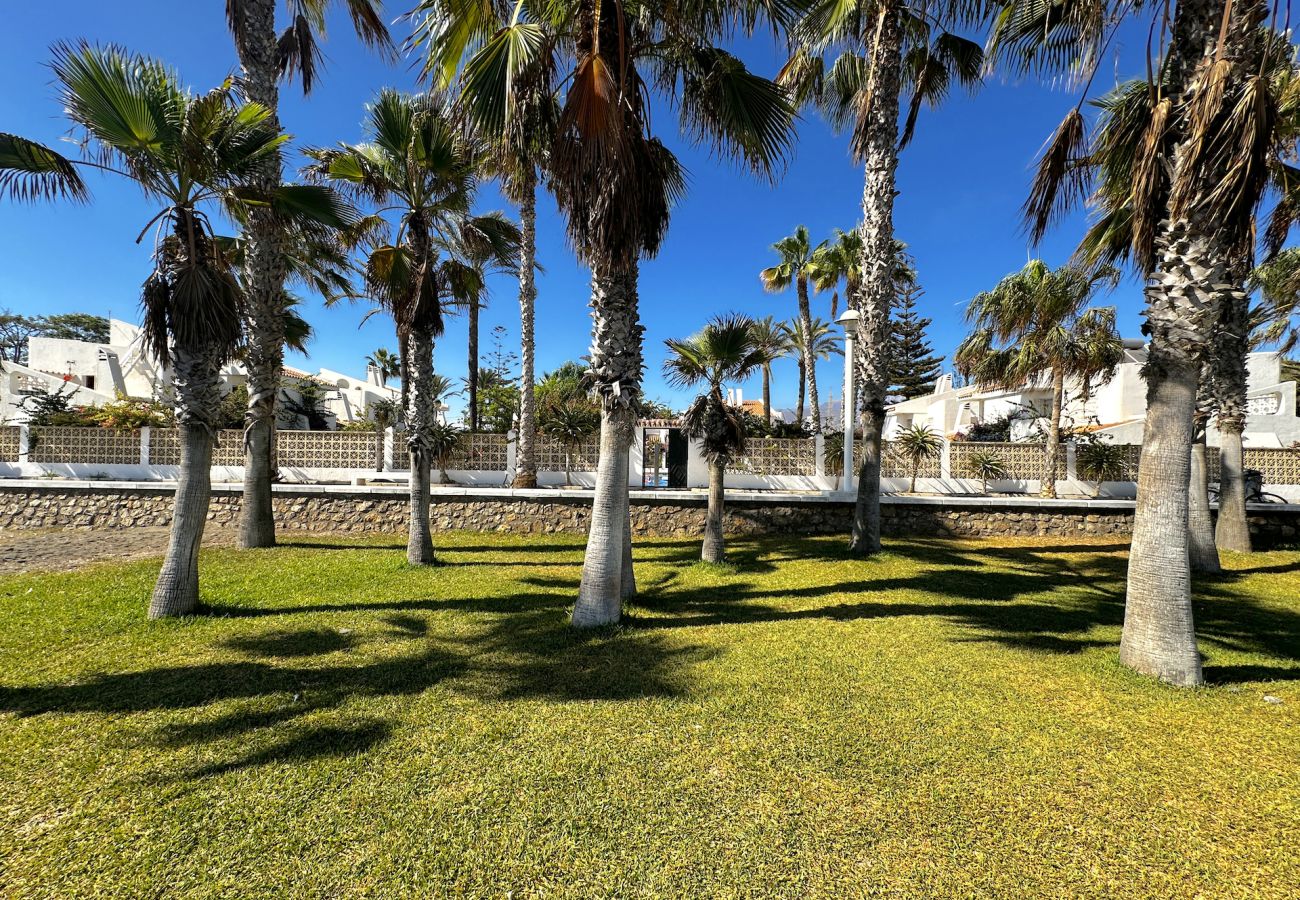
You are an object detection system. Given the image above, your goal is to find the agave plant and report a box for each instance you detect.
[964,449,1009,495]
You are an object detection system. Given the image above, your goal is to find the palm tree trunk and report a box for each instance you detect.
[575,260,642,626]
[909,463,918,494]
[150,342,224,618]
[702,458,726,563]
[405,326,437,565]
[1189,427,1221,573]
[513,167,539,488]
[1042,368,1064,498]
[848,1,902,557]
[467,300,480,432]
[621,496,636,599]
[762,366,772,428]
[230,0,287,550]
[1214,291,1252,552]
[798,275,820,433]
[795,358,806,426]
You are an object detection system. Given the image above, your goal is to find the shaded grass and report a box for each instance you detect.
[1,531,1298,898]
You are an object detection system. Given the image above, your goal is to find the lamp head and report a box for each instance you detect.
[836,308,861,336]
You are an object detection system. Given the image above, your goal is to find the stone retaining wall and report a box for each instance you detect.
[2,483,1298,547]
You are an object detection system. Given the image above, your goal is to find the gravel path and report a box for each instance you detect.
[0,527,241,575]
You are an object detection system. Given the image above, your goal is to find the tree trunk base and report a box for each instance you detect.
[239,419,276,549]
[151,425,215,619]
[512,467,538,489]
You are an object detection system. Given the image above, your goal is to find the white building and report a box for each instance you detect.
[1,318,401,428]
[884,341,1299,448]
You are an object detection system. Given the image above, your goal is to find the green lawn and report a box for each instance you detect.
[1,533,1297,899]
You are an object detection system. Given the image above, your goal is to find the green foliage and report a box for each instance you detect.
[1076,441,1129,484]
[664,314,767,464]
[896,424,943,491]
[87,395,172,429]
[0,310,110,365]
[426,421,463,471]
[888,285,944,401]
[2,533,1298,895]
[280,381,333,431]
[964,449,1010,494]
[215,384,249,431]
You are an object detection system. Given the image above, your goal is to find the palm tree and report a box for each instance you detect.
[367,348,401,387]
[539,400,599,486]
[895,423,941,493]
[0,44,331,616]
[965,449,1009,495]
[993,0,1279,684]
[955,260,1123,500]
[421,1,796,625]
[305,90,520,566]
[225,0,392,550]
[664,315,767,563]
[783,316,844,430]
[409,1,560,487]
[761,226,826,431]
[748,316,793,427]
[809,227,865,318]
[781,0,985,556]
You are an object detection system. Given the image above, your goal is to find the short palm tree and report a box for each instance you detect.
[664,315,767,563]
[226,0,392,550]
[761,226,826,432]
[1076,441,1129,497]
[418,1,796,625]
[748,316,793,427]
[895,424,942,493]
[367,348,401,387]
[305,90,520,565]
[954,260,1123,499]
[964,449,1009,496]
[0,44,330,616]
[783,316,843,429]
[539,400,600,486]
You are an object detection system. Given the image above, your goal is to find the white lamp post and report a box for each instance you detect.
[836,308,861,493]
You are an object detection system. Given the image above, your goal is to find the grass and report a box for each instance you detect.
[1,532,1298,899]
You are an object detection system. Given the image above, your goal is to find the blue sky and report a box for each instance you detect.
[0,3,1160,417]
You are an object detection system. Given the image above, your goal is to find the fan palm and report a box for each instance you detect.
[954,260,1123,500]
[808,227,865,319]
[992,0,1282,685]
[664,315,768,563]
[367,347,401,387]
[418,0,796,625]
[761,226,826,431]
[225,0,392,549]
[0,44,344,616]
[748,315,794,427]
[305,90,520,565]
[783,316,843,430]
[895,423,942,492]
[780,0,986,557]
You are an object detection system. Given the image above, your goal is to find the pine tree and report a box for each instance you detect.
[887,285,944,400]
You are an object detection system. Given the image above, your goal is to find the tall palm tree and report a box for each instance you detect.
[761,226,825,431]
[422,1,796,626]
[781,0,986,556]
[664,315,767,563]
[808,227,865,318]
[305,90,520,565]
[409,0,560,487]
[993,0,1280,684]
[366,347,401,387]
[783,316,843,430]
[749,315,793,427]
[0,44,338,616]
[225,0,392,550]
[955,260,1124,499]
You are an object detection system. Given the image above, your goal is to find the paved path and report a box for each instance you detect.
[0,527,240,575]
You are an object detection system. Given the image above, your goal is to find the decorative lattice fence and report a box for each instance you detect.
[538,434,600,472]
[1243,448,1300,485]
[949,441,1067,481]
[0,426,21,461]
[277,430,375,468]
[728,438,818,476]
[148,429,245,466]
[29,427,140,464]
[879,440,942,479]
[390,431,509,471]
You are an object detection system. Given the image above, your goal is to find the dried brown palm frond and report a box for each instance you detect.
[1024,107,1089,244]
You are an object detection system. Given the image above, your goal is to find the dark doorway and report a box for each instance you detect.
[666,428,688,489]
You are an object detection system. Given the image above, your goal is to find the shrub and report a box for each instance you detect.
[964,449,1009,494]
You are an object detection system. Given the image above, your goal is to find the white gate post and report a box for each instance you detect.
[18,424,30,463]
[940,439,952,481]
[383,427,396,472]
[140,426,151,466]
[814,432,826,479]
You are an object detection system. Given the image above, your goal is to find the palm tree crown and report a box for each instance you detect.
[664,314,767,464]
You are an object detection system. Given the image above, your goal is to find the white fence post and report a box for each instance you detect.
[940,440,952,480]
[1065,442,1078,483]
[814,432,825,478]
[18,425,30,463]
[140,426,151,466]
[383,427,395,472]
[505,429,518,485]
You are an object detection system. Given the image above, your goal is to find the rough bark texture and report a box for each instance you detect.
[1213,290,1252,552]
[150,342,224,618]
[795,358,807,426]
[231,0,288,550]
[702,459,726,563]
[574,261,643,627]
[513,169,539,488]
[797,275,821,433]
[848,3,902,557]
[762,367,772,427]
[405,327,437,565]
[1042,369,1064,499]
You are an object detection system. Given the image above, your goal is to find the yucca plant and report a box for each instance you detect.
[964,449,1009,495]
[1076,441,1129,498]
[0,43,348,617]
[664,314,767,563]
[895,424,942,493]
[427,421,463,485]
